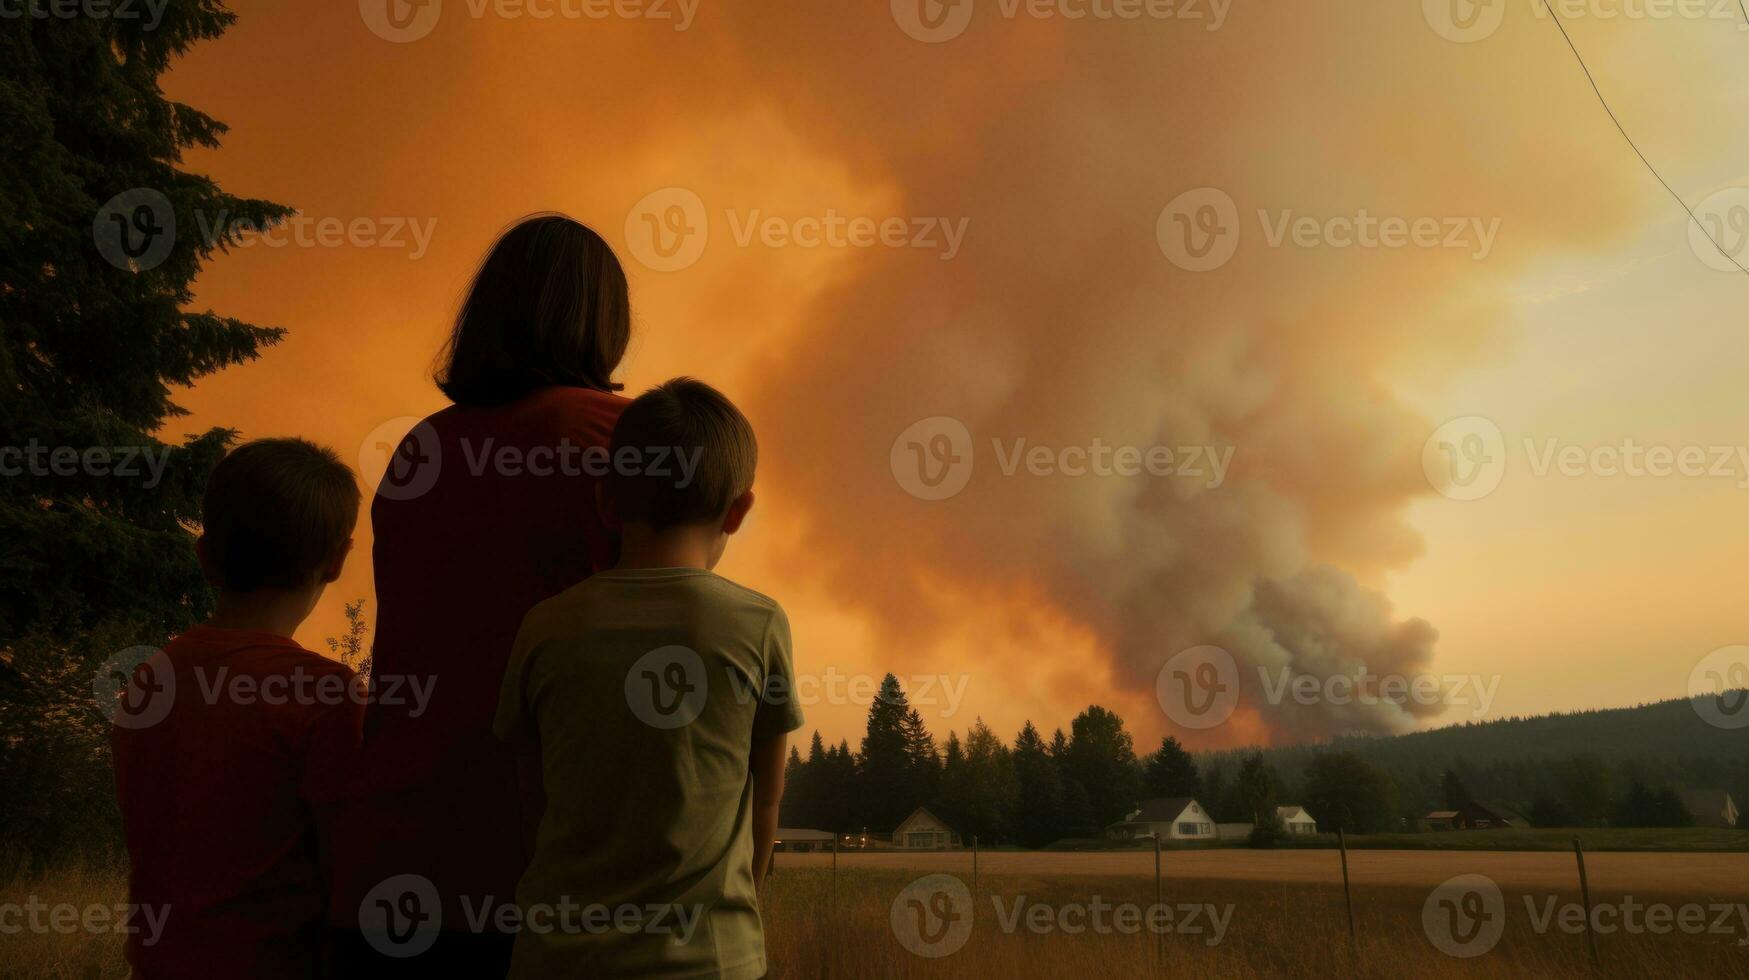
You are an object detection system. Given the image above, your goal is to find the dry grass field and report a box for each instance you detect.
[4,851,1748,978]
[763,852,1749,979]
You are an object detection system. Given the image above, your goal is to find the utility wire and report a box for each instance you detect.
[1540,0,1749,275]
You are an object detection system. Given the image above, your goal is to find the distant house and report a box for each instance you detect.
[1276,805,1319,835]
[1424,802,1526,831]
[893,807,961,849]
[773,828,836,853]
[1106,798,1217,841]
[1679,790,1740,829]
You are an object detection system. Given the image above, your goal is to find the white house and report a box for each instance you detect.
[1276,805,1319,835]
[892,807,961,849]
[773,828,836,852]
[1106,798,1217,841]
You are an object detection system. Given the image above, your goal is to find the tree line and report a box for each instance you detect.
[781,677,1749,846]
[782,674,1342,845]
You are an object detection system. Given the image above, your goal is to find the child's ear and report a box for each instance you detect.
[721,489,755,536]
[596,482,623,531]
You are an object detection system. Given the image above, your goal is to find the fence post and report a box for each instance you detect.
[831,833,839,921]
[1154,833,1165,969]
[1573,836,1599,973]
[1338,826,1356,955]
[971,835,979,903]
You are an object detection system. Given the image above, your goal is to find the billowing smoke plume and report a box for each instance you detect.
[673,2,1685,742]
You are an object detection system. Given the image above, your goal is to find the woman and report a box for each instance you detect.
[327,215,631,975]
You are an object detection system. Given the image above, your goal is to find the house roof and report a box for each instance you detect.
[895,806,955,834]
[775,828,835,841]
[1276,805,1314,821]
[1426,811,1460,819]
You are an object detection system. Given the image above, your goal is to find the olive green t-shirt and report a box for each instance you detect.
[493,567,804,980]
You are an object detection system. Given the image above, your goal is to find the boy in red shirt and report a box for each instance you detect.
[111,438,363,978]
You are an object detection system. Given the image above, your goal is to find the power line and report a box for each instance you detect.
[1539,0,1749,275]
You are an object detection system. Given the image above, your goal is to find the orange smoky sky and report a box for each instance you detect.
[165,1,1749,750]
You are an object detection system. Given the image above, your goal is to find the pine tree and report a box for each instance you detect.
[900,706,940,806]
[1009,721,1064,848]
[2,5,293,648]
[858,674,920,831]
[0,3,293,870]
[1063,705,1141,828]
[826,739,859,834]
[1143,736,1200,799]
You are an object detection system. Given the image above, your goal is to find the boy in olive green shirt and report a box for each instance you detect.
[494,378,802,979]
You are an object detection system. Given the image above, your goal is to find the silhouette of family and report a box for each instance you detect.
[111,215,800,979]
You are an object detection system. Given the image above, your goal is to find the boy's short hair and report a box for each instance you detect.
[608,378,757,530]
[201,438,360,591]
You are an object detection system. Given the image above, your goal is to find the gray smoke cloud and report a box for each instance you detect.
[616,2,1717,741]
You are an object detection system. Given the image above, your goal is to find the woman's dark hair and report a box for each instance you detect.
[435,214,630,405]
